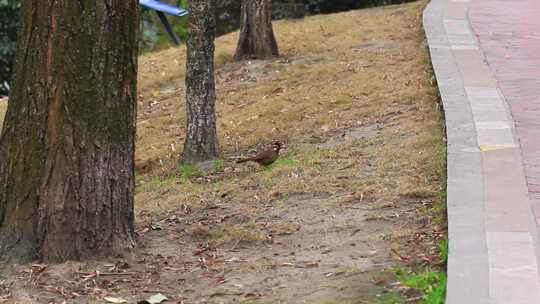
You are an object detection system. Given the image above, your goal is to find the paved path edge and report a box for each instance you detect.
[423,1,489,303]
[423,0,540,303]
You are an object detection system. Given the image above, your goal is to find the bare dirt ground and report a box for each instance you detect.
[0,1,446,303]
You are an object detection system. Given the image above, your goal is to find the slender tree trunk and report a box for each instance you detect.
[234,0,279,60]
[0,1,138,262]
[182,0,219,164]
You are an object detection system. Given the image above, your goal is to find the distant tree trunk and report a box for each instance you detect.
[234,0,279,60]
[182,0,219,164]
[0,1,138,262]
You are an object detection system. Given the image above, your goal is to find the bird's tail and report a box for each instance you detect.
[236,158,251,164]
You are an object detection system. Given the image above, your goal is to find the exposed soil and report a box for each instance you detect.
[0,1,446,304]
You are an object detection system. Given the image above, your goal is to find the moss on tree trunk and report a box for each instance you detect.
[235,0,279,60]
[181,0,220,164]
[0,1,138,262]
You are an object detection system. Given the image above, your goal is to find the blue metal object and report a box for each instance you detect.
[139,0,188,45]
[139,0,188,17]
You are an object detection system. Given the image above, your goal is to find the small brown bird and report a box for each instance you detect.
[236,142,282,166]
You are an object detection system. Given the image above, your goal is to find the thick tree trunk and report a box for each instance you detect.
[0,1,138,262]
[181,0,219,164]
[234,0,279,60]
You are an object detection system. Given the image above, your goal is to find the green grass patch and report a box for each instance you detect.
[383,237,447,304]
[438,237,448,263]
[378,236,448,304]
[212,158,226,172]
[179,163,202,183]
[397,268,446,304]
[263,152,298,171]
[149,174,176,187]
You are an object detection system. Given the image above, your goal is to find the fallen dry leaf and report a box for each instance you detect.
[141,293,168,304]
[104,296,128,303]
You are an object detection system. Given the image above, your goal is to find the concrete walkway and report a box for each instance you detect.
[423,0,540,303]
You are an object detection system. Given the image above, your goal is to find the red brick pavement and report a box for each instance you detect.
[469,1,540,224]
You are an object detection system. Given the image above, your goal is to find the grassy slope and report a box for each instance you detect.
[135,0,443,216]
[0,0,445,255]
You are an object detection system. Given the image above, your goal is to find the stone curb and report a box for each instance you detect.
[423,0,540,303]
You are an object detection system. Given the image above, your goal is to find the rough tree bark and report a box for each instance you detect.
[0,1,138,262]
[234,0,279,60]
[181,0,219,164]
